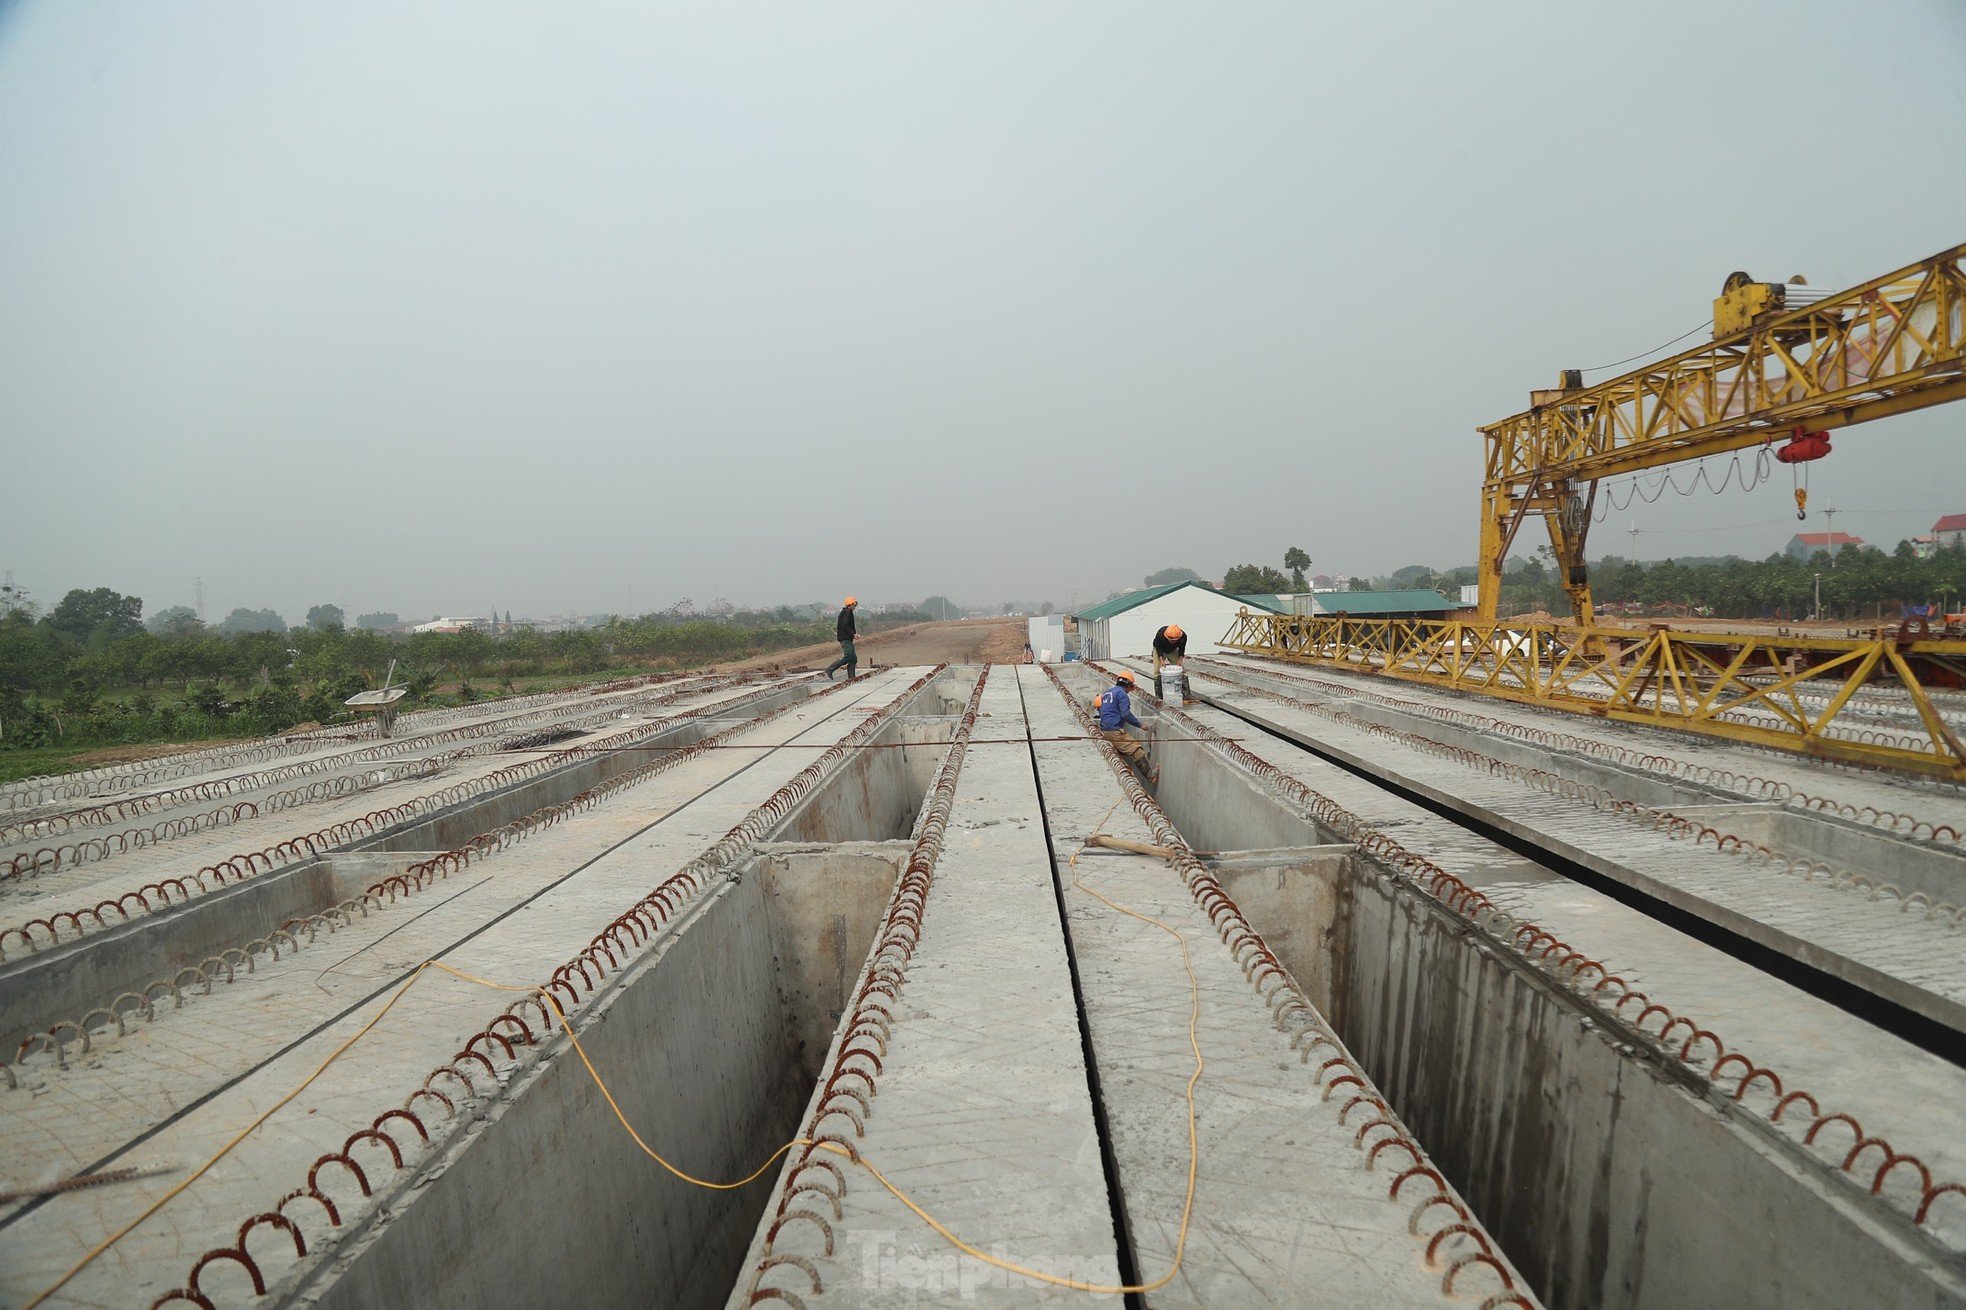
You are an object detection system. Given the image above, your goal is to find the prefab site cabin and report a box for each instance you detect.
[1074,583,1283,661]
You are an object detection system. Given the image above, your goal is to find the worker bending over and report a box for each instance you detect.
[1152,624,1191,703]
[826,597,859,681]
[1095,670,1157,786]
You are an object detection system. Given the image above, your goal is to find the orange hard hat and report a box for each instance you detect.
[1115,670,1136,685]
[1165,625,1184,641]
[844,596,857,606]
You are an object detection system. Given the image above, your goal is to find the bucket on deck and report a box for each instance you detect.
[1160,664,1186,704]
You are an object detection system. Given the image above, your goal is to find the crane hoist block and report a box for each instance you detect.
[1775,429,1832,463]
[1714,273,1787,336]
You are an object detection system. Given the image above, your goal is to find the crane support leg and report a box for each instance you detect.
[1475,483,1507,622]
[1545,480,1597,628]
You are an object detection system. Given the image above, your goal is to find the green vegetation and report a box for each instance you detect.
[0,588,932,774]
[1221,563,1292,593]
[1212,537,1966,620]
[1218,549,1311,595]
[306,603,346,631]
[1143,566,1203,587]
[1408,540,1966,619]
[0,746,156,786]
[219,607,286,634]
[1283,547,1311,590]
[147,605,201,635]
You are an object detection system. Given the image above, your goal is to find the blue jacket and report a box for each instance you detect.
[1096,685,1141,731]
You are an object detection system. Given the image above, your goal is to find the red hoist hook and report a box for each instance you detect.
[1774,426,1832,518]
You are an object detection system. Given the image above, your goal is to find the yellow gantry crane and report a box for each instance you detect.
[1479,244,1966,625]
[1223,244,1966,778]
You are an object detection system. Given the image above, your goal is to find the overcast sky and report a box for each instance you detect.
[2,1,1962,622]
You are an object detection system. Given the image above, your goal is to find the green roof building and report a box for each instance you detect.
[1307,589,1458,617]
[1073,581,1281,660]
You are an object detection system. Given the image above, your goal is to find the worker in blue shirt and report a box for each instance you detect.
[1095,670,1156,785]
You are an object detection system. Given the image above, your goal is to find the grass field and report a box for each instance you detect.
[0,618,969,787]
[0,745,238,786]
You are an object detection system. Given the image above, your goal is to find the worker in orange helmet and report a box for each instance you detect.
[826,596,859,681]
[1095,669,1157,786]
[1151,624,1192,703]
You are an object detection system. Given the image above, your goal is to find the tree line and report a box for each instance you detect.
[1138,538,1966,623]
[0,589,932,754]
[1147,547,1315,597]
[1414,540,1966,620]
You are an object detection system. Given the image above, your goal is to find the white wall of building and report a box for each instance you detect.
[1082,586,1258,660]
[1026,614,1066,660]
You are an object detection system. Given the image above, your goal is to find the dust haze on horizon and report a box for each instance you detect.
[2,1,1963,625]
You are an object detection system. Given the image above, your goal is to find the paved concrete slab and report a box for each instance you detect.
[1182,660,1966,1039]
[1201,653,1966,852]
[734,669,1126,1308]
[1154,665,1966,1258]
[1018,668,1532,1309]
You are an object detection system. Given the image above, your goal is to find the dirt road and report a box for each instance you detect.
[711,618,1026,673]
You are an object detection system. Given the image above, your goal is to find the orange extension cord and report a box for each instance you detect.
[26,802,1201,1305]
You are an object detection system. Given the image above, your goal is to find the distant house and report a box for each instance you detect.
[1932,514,1966,551]
[410,616,488,634]
[1075,582,1273,661]
[1784,532,1865,561]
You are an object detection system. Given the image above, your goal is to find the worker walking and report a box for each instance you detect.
[1095,670,1157,786]
[1152,624,1190,703]
[826,597,859,681]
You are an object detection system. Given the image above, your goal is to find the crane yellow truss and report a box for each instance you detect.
[1217,611,1966,780]
[1224,244,1966,778]
[1477,243,1966,624]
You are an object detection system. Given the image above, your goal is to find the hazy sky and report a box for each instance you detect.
[3,1,1963,622]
